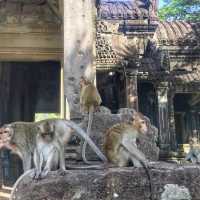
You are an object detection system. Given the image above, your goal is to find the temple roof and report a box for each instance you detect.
[154,21,200,46]
[98,0,151,20]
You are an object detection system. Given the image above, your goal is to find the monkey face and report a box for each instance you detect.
[0,126,14,148]
[133,115,148,135]
[37,123,55,143]
[139,120,148,134]
[40,132,54,143]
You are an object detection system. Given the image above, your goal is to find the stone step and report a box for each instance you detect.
[64,145,81,160]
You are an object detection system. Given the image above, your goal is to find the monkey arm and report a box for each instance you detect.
[33,148,43,178]
[185,150,193,161]
[58,143,66,171]
[121,136,147,165]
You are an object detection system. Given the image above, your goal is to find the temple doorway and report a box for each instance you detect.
[174,93,200,145]
[0,61,61,186]
[137,81,158,127]
[97,71,126,113]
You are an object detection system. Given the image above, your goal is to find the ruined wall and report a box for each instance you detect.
[11,163,199,200]
[64,0,96,118]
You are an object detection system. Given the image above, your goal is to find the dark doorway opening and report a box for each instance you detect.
[138,81,158,127]
[174,93,200,145]
[0,61,61,186]
[97,71,126,113]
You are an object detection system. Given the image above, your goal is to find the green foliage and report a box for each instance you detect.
[158,0,200,22]
[34,113,60,122]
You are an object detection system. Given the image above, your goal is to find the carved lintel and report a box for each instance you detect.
[46,0,62,23]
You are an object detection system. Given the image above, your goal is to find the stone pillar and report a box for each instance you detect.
[125,70,138,111]
[168,90,177,150]
[157,82,170,150]
[64,0,96,118]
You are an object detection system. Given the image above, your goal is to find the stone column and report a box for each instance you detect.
[125,70,138,111]
[157,82,170,150]
[64,0,96,118]
[168,90,177,150]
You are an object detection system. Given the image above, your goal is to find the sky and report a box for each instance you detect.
[159,0,165,8]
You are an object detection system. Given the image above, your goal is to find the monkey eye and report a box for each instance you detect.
[4,130,9,134]
[41,132,49,136]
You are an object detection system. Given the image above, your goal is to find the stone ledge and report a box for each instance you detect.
[12,162,200,200]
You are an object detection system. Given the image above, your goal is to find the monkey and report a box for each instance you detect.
[0,119,107,172]
[10,122,61,200]
[0,122,36,171]
[79,76,102,164]
[104,112,153,200]
[10,120,108,200]
[185,136,200,164]
[33,121,62,179]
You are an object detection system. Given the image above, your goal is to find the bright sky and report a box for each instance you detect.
[159,0,165,8]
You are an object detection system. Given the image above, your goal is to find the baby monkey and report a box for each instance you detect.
[80,76,102,164]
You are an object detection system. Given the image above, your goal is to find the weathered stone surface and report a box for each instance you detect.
[79,107,159,161]
[12,163,200,200]
[161,184,191,200]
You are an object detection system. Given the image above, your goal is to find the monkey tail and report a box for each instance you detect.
[63,120,108,163]
[141,162,154,200]
[82,106,94,164]
[10,169,35,200]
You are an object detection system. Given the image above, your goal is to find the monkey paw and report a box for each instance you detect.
[31,170,42,181]
[58,169,67,176]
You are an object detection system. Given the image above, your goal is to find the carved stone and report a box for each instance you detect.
[11,163,200,200]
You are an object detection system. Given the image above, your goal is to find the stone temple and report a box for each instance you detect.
[0,0,199,199]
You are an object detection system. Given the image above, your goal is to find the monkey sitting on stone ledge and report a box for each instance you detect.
[104,112,153,200]
[185,136,200,164]
[0,119,107,172]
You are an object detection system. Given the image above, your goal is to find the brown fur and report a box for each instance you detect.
[104,113,148,166]
[80,76,102,113]
[80,76,102,164]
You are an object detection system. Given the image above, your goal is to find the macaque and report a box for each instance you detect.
[0,122,37,171]
[80,76,102,164]
[104,112,153,200]
[9,120,108,200]
[185,136,200,164]
[104,113,148,167]
[33,121,62,179]
[0,119,107,172]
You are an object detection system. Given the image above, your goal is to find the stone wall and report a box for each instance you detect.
[12,163,199,200]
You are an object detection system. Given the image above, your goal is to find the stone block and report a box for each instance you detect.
[12,163,199,200]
